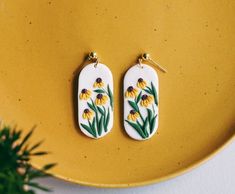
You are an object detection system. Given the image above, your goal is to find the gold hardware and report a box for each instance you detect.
[138,53,167,73]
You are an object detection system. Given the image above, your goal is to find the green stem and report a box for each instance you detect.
[90,99,99,136]
[102,87,113,111]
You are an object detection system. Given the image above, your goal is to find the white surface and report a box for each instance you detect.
[78,63,113,138]
[124,64,159,140]
[38,140,235,194]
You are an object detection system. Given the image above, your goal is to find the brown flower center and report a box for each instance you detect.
[81,89,87,93]
[84,109,89,113]
[130,110,136,115]
[97,94,103,99]
[127,86,134,92]
[141,94,148,100]
[96,77,102,83]
[138,78,143,83]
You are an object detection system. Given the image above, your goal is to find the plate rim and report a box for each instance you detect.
[32,134,235,188]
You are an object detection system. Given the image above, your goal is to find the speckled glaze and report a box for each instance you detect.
[0,0,235,188]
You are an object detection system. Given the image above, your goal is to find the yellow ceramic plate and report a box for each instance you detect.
[0,0,235,188]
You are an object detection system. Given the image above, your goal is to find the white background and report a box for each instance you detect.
[38,141,235,194]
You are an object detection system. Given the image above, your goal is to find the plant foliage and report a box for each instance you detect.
[0,125,56,194]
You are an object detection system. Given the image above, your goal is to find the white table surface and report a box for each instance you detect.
[38,140,235,194]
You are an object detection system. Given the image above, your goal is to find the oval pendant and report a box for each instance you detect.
[123,64,159,140]
[78,63,114,139]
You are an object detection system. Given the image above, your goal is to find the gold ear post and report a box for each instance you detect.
[87,52,99,67]
[140,53,167,73]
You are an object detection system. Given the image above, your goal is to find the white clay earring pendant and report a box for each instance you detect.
[78,52,114,139]
[123,53,166,141]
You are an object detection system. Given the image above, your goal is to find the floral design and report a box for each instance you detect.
[140,94,153,107]
[82,109,94,120]
[125,79,158,139]
[80,77,113,138]
[137,78,147,89]
[95,94,108,106]
[127,110,139,121]
[125,86,138,98]
[93,77,104,88]
[79,88,91,100]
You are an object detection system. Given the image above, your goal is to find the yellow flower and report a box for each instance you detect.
[127,110,139,121]
[93,77,104,88]
[125,86,138,98]
[82,109,94,120]
[137,78,147,89]
[79,89,91,100]
[140,94,154,107]
[95,94,108,106]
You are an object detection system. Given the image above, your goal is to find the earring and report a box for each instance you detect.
[123,53,167,141]
[78,52,114,139]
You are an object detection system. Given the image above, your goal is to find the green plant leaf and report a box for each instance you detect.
[81,123,96,137]
[92,118,96,132]
[136,91,142,104]
[98,115,103,136]
[143,118,149,137]
[147,108,153,125]
[150,115,158,134]
[103,106,106,131]
[136,120,142,128]
[143,88,152,94]
[125,120,146,139]
[104,108,110,132]
[42,163,57,171]
[28,140,44,152]
[87,102,96,112]
[128,100,139,112]
[94,89,105,93]
[151,82,158,106]
[89,120,97,137]
[97,106,104,115]
[27,182,51,192]
[19,127,35,149]
[107,84,113,110]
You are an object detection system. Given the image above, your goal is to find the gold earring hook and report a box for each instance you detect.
[87,52,99,68]
[139,53,167,73]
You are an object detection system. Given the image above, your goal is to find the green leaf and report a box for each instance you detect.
[125,120,146,139]
[150,115,158,134]
[147,108,153,125]
[42,163,57,171]
[97,106,104,115]
[143,118,149,137]
[103,106,106,130]
[92,118,96,132]
[89,120,97,137]
[143,88,152,94]
[104,108,110,132]
[94,89,105,93]
[128,100,139,112]
[19,127,35,149]
[28,140,44,152]
[87,102,96,112]
[30,151,48,156]
[136,91,142,104]
[151,82,158,106]
[81,123,96,137]
[136,120,142,128]
[107,84,113,110]
[27,182,51,192]
[98,115,103,136]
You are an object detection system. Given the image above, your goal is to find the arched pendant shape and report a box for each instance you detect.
[78,63,114,139]
[124,64,159,140]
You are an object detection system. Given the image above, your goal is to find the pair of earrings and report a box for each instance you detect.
[78,52,166,141]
